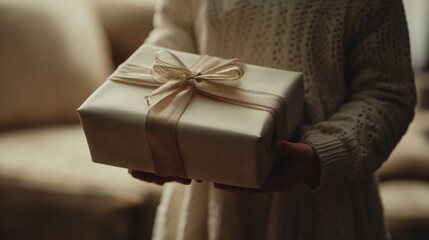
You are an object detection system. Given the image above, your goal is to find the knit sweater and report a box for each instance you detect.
[144,0,416,239]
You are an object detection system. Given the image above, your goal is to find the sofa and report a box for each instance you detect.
[378,72,429,240]
[0,0,161,240]
[0,0,428,240]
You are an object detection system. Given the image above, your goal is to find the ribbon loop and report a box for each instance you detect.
[111,50,286,178]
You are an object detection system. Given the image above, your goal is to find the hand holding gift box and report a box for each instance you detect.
[78,45,303,188]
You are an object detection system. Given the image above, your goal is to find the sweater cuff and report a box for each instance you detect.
[304,133,353,190]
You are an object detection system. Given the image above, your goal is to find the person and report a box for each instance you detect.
[130,0,417,239]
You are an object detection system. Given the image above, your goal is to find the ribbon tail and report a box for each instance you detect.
[145,81,185,106]
[146,87,194,178]
[110,63,161,87]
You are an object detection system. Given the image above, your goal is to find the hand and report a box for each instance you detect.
[214,140,320,193]
[128,169,191,185]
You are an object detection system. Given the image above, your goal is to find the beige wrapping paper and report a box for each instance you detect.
[78,45,303,188]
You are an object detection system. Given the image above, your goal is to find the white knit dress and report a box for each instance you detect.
[144,0,416,239]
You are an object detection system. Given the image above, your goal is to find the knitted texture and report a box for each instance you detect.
[145,0,416,239]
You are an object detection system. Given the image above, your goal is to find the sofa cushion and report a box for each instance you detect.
[380,180,429,240]
[0,0,113,128]
[0,125,162,240]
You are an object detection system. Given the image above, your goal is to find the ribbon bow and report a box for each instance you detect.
[111,50,286,178]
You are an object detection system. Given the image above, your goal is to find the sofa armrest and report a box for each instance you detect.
[378,109,429,181]
[93,0,156,66]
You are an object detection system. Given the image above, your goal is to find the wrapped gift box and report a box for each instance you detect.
[78,45,303,188]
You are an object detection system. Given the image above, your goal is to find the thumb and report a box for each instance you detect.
[275,140,300,157]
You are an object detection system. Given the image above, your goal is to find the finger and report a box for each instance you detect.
[165,176,192,185]
[275,140,300,156]
[129,170,166,185]
[129,170,191,185]
[213,183,268,194]
[214,162,301,193]
[260,157,304,191]
[213,183,288,194]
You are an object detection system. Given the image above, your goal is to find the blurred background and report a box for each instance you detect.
[0,0,428,239]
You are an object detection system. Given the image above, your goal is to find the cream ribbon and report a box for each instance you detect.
[111,50,287,178]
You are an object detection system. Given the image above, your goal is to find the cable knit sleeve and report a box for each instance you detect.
[303,0,417,190]
[144,0,198,53]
